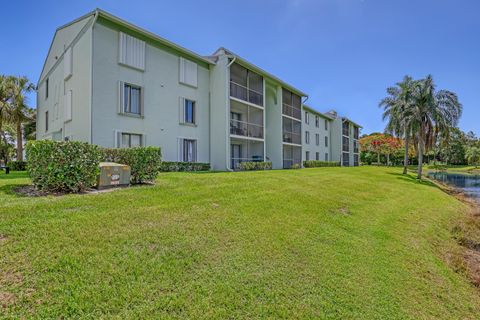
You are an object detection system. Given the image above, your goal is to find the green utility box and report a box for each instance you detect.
[97,162,131,189]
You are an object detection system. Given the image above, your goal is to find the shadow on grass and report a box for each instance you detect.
[0,183,31,197]
[387,172,443,191]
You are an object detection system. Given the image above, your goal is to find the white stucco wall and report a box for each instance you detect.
[91,19,211,163]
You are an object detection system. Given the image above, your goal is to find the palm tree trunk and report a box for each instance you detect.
[417,139,424,180]
[16,120,23,161]
[403,138,409,174]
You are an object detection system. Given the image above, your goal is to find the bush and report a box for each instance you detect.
[303,160,340,168]
[159,162,210,172]
[7,161,27,171]
[238,161,272,171]
[102,147,161,184]
[26,141,101,192]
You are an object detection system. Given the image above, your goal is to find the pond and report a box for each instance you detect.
[427,171,480,203]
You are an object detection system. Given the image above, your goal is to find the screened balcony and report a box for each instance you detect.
[230,138,265,170]
[353,126,360,140]
[282,116,302,145]
[230,99,264,139]
[343,136,350,152]
[283,145,302,169]
[342,121,350,137]
[282,88,301,120]
[230,62,264,107]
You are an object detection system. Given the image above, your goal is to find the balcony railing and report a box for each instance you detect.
[282,104,301,120]
[231,157,264,170]
[283,132,301,145]
[230,119,264,139]
[283,159,301,169]
[230,82,263,107]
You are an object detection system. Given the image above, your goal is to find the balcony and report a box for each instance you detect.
[230,99,264,140]
[230,119,263,139]
[283,145,302,169]
[282,132,301,145]
[230,138,264,170]
[282,103,301,120]
[343,136,350,152]
[230,82,263,107]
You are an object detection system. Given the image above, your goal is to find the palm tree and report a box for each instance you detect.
[379,75,416,174]
[0,76,14,163]
[9,76,34,161]
[410,75,462,179]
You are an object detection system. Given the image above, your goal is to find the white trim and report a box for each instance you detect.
[230,134,264,142]
[229,96,264,110]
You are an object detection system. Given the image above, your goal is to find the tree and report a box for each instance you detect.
[9,76,34,161]
[410,76,462,179]
[466,147,480,168]
[379,75,416,174]
[0,76,15,164]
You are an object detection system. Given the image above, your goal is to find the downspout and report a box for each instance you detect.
[224,55,236,171]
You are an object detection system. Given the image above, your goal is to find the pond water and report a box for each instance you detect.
[427,171,480,202]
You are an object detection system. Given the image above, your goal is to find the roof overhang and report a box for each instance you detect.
[215,47,308,97]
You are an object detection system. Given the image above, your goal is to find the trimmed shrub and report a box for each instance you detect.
[303,160,340,168]
[238,161,272,171]
[102,147,161,184]
[26,141,101,192]
[7,161,27,171]
[159,162,210,172]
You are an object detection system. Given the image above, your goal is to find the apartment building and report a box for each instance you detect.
[37,8,360,170]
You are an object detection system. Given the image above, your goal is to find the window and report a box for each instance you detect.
[354,140,359,153]
[121,133,142,148]
[315,133,320,146]
[316,152,320,161]
[325,136,328,147]
[305,111,310,124]
[305,151,310,161]
[45,111,48,132]
[180,98,196,124]
[305,131,310,144]
[315,115,319,127]
[179,57,198,87]
[119,32,145,70]
[230,63,263,106]
[120,82,142,116]
[64,47,72,80]
[45,78,49,99]
[325,153,329,161]
[182,139,197,162]
[64,90,72,122]
[354,154,359,166]
[325,119,328,130]
[282,117,301,144]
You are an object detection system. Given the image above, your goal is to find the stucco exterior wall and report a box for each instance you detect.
[265,81,283,169]
[91,19,211,163]
[301,109,333,162]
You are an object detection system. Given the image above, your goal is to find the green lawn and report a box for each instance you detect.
[1,167,479,319]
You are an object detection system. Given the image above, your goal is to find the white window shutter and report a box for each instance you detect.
[64,47,72,80]
[64,90,72,122]
[140,86,144,116]
[194,140,198,162]
[178,138,184,161]
[179,58,186,84]
[178,97,185,123]
[119,32,145,70]
[118,81,124,113]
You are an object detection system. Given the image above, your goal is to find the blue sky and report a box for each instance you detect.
[1,0,479,135]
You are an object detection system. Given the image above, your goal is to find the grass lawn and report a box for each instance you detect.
[1,167,479,319]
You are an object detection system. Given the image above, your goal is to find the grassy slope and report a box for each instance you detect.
[0,167,479,319]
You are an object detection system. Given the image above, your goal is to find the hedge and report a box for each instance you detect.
[102,147,162,184]
[7,161,27,171]
[238,161,272,171]
[303,160,340,168]
[160,162,210,172]
[26,141,101,192]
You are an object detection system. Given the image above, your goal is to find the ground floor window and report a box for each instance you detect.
[121,133,142,148]
[183,139,197,162]
[305,151,310,161]
[354,154,359,166]
[325,153,329,161]
[316,152,319,160]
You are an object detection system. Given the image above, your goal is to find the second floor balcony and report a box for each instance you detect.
[230,99,264,140]
[230,119,264,139]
